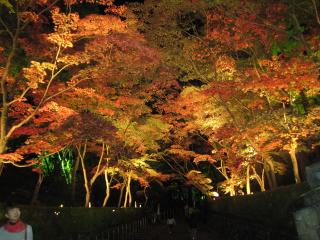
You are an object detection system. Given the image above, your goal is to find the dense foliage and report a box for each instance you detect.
[0,0,319,206]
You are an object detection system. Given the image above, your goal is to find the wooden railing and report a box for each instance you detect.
[73,207,177,240]
[56,215,149,240]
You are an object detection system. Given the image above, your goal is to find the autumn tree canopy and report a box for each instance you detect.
[0,0,319,206]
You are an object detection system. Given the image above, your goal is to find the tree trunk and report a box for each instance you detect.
[263,154,277,189]
[0,162,4,176]
[248,140,277,189]
[261,169,265,191]
[123,172,132,208]
[0,29,18,177]
[252,166,265,192]
[84,189,91,208]
[102,170,111,207]
[0,95,8,176]
[123,186,128,208]
[128,173,132,207]
[77,144,91,208]
[230,186,235,196]
[264,161,273,189]
[102,148,111,207]
[229,180,236,196]
[289,138,301,183]
[143,186,148,207]
[31,172,44,205]
[71,153,80,204]
[118,178,126,208]
[246,165,251,194]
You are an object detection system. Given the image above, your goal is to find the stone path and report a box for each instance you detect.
[139,218,224,240]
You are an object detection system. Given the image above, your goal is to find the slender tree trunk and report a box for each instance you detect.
[77,143,91,208]
[128,173,132,207]
[229,179,236,196]
[311,0,320,25]
[83,165,91,209]
[0,161,4,176]
[0,26,19,176]
[0,125,8,176]
[84,189,91,208]
[143,186,148,207]
[31,172,44,205]
[263,160,273,189]
[261,169,265,191]
[247,139,277,189]
[219,163,236,196]
[102,147,111,207]
[246,165,251,194]
[118,178,126,208]
[263,154,277,189]
[78,142,106,207]
[124,186,128,208]
[71,153,80,204]
[252,167,265,192]
[230,185,235,196]
[289,138,301,183]
[102,170,111,207]
[123,172,132,208]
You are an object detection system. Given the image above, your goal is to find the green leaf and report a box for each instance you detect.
[294,103,306,115]
[271,43,281,56]
[271,39,300,56]
[39,156,55,176]
[282,39,299,54]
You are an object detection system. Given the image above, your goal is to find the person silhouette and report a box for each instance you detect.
[0,205,33,240]
[166,212,176,234]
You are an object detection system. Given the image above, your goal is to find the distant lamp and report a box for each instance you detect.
[212,191,219,197]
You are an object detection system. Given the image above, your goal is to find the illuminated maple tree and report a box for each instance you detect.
[1,0,319,204]
[0,0,127,172]
[0,1,83,173]
[137,0,319,196]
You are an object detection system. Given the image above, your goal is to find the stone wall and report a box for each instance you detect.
[208,183,310,232]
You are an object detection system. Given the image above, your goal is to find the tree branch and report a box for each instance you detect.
[0,16,13,39]
[311,0,320,25]
[7,87,31,106]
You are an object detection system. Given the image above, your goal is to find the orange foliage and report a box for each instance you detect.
[19,11,39,23]
[193,154,215,164]
[243,57,320,96]
[76,14,126,37]
[0,153,24,162]
[206,1,286,51]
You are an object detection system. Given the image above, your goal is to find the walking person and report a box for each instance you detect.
[156,202,161,223]
[187,207,199,240]
[0,205,33,240]
[166,212,176,235]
